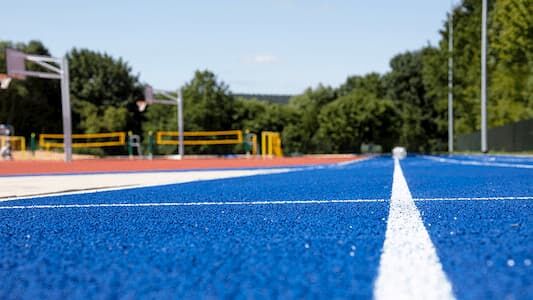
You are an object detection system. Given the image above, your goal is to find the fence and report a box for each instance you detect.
[0,136,26,151]
[156,130,243,146]
[39,132,126,150]
[456,119,533,152]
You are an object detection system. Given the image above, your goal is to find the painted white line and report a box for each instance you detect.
[374,158,455,300]
[1,196,532,210]
[0,199,387,210]
[423,155,533,169]
[333,155,375,167]
[416,196,533,201]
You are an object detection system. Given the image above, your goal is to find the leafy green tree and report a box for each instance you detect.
[76,101,128,133]
[181,70,235,131]
[489,0,533,125]
[287,84,337,153]
[316,91,400,153]
[338,73,387,98]
[67,48,143,134]
[385,49,446,152]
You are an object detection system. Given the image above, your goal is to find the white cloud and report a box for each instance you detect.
[244,54,279,65]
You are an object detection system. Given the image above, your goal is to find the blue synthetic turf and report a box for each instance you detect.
[401,156,533,198]
[0,203,388,299]
[1,155,532,299]
[0,157,393,299]
[416,200,533,300]
[401,156,533,299]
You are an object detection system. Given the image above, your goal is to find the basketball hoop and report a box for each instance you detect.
[136,100,148,112]
[0,74,12,89]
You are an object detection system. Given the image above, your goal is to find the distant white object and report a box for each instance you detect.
[0,74,12,89]
[392,147,407,160]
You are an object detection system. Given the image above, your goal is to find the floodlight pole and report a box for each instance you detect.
[448,10,454,153]
[481,0,488,153]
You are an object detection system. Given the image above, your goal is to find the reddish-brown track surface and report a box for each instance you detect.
[0,156,363,176]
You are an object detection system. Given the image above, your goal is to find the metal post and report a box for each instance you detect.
[481,0,488,153]
[30,133,36,156]
[148,131,154,160]
[60,56,73,162]
[448,10,454,153]
[177,90,184,159]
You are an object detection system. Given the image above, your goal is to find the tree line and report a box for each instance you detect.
[1,0,531,154]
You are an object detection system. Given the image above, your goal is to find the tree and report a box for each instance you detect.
[181,70,235,132]
[338,73,387,99]
[384,49,446,152]
[316,91,400,153]
[67,48,143,134]
[287,84,337,153]
[488,0,533,125]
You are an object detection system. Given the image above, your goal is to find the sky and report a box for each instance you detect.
[4,0,453,94]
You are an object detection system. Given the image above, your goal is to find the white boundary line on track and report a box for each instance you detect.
[416,196,533,201]
[0,199,387,209]
[374,158,455,300]
[0,196,531,210]
[422,155,533,169]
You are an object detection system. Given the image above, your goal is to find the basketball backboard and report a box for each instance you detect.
[6,48,26,80]
[144,85,154,104]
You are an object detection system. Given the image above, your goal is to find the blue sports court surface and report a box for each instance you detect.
[0,155,532,299]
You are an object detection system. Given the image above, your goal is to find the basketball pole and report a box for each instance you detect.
[177,90,184,159]
[6,48,73,162]
[140,86,184,159]
[60,56,73,162]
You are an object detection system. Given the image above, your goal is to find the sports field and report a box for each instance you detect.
[0,155,531,299]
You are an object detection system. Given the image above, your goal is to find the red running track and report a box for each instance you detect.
[0,156,363,176]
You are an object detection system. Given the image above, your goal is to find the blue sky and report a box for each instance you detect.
[4,0,453,94]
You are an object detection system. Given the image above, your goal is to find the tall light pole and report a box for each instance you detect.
[448,8,454,153]
[481,0,488,153]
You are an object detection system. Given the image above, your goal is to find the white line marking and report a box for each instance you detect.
[374,158,455,300]
[0,196,531,210]
[0,199,386,209]
[423,155,533,169]
[416,196,533,201]
[333,155,375,167]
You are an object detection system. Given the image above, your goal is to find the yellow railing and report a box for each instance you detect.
[261,131,283,158]
[251,133,258,155]
[0,136,26,151]
[39,132,126,150]
[156,130,243,146]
